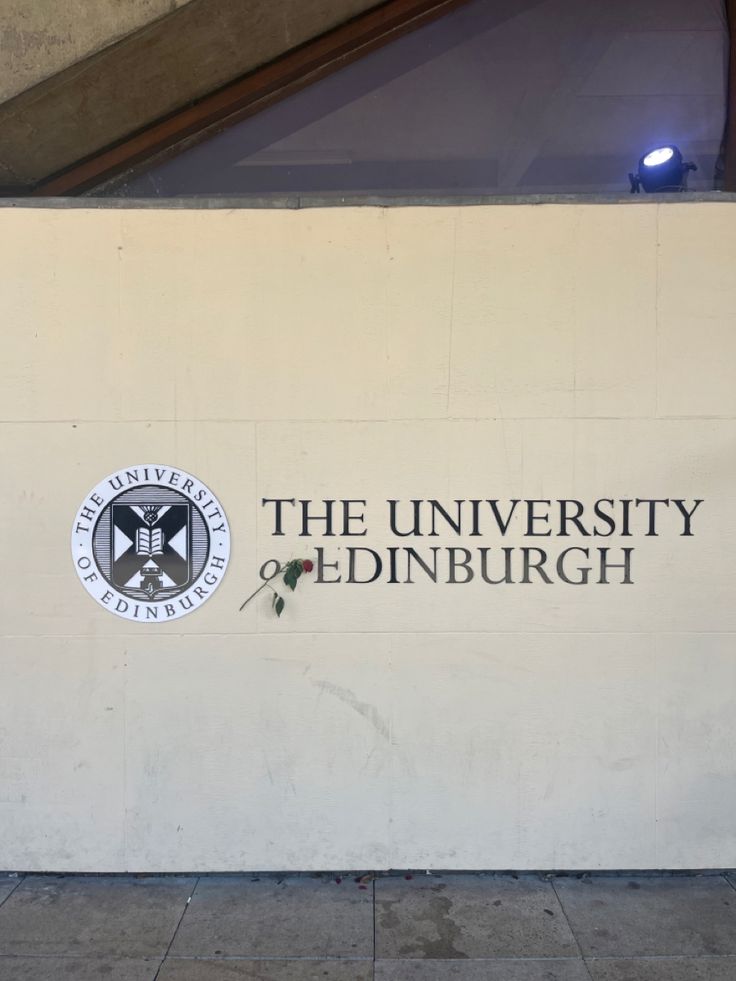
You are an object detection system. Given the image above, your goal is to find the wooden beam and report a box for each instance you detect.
[725,0,736,191]
[34,0,472,197]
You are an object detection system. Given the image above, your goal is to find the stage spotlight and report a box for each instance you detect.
[629,145,697,193]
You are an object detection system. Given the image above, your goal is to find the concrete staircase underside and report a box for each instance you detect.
[0,0,383,192]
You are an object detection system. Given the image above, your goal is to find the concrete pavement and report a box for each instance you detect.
[0,871,735,979]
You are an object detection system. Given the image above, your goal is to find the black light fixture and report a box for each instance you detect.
[629,145,697,193]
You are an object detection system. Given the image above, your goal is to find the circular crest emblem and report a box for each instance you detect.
[71,465,230,622]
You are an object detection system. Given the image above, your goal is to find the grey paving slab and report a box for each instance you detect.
[376,958,592,980]
[587,956,736,981]
[375,874,578,959]
[0,956,158,981]
[171,876,373,958]
[159,962,372,981]
[0,878,19,907]
[554,875,736,958]
[0,875,195,957]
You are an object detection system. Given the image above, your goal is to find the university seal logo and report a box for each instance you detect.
[71,465,230,622]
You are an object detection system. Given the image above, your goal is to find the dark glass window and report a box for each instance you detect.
[98,0,728,198]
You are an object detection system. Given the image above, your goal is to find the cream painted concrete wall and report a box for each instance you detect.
[0,201,734,872]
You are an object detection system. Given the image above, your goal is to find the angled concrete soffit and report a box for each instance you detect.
[0,0,471,194]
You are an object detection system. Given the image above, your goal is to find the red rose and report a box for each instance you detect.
[303,559,314,573]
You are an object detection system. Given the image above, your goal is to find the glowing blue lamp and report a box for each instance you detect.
[629,145,696,193]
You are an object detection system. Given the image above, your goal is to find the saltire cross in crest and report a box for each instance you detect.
[111,503,191,598]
